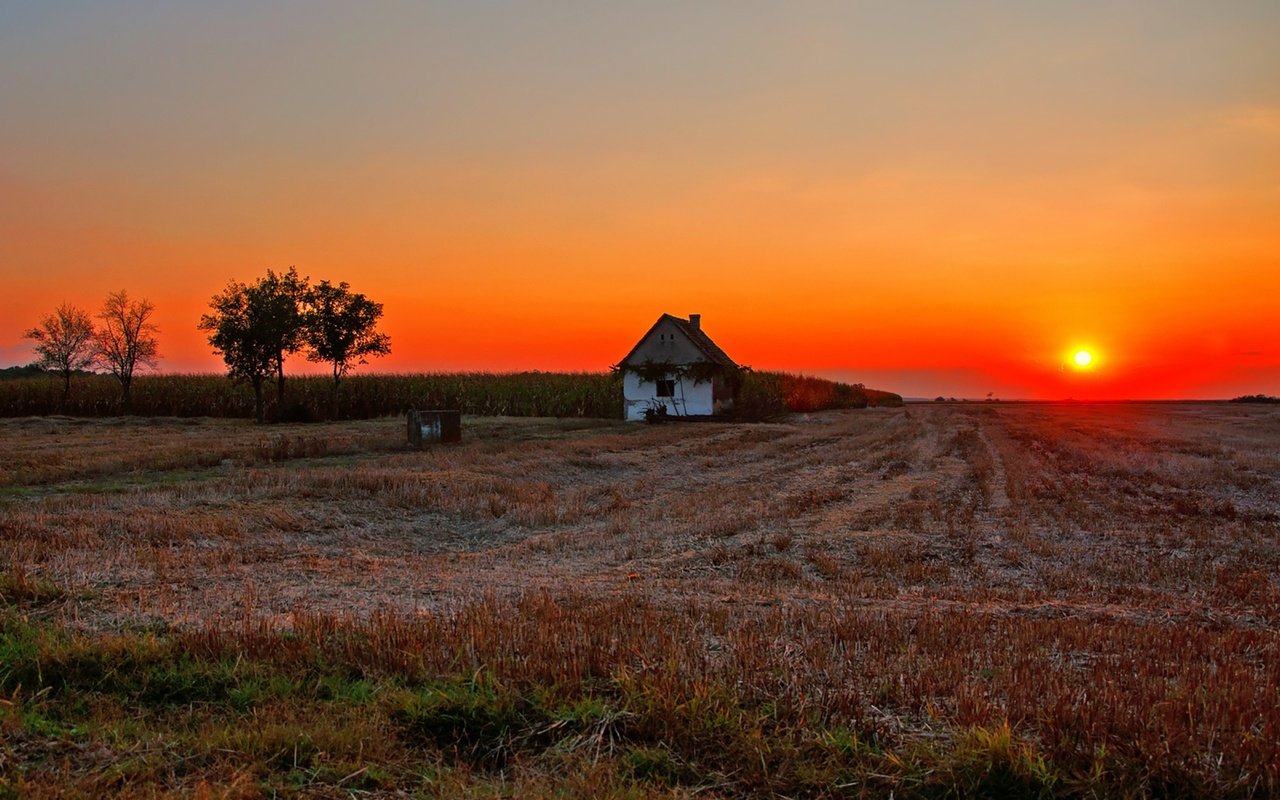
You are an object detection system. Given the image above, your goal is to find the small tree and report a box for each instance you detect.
[200,268,309,423]
[95,290,160,414]
[200,280,279,423]
[258,267,309,408]
[25,302,98,409]
[303,280,391,418]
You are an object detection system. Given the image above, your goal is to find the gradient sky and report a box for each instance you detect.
[2,2,1278,398]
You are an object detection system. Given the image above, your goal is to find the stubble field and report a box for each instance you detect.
[1,403,1277,797]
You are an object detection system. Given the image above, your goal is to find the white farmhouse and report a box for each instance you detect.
[616,313,739,421]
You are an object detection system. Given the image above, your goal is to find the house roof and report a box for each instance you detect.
[617,313,738,369]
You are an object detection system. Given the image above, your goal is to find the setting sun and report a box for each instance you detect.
[1073,350,1094,368]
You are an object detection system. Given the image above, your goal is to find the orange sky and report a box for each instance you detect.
[2,3,1278,399]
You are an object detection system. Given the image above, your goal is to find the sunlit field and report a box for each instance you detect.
[2,403,1278,797]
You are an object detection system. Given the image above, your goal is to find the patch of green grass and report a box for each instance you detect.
[943,722,1061,798]
[0,607,1255,798]
[625,746,691,787]
[392,674,532,765]
[0,614,316,712]
[17,705,88,739]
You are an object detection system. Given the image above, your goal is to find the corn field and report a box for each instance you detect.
[0,371,899,420]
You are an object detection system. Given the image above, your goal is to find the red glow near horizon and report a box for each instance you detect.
[6,284,1274,401]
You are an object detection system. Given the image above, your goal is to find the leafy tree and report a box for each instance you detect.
[303,280,391,418]
[199,268,309,423]
[257,267,309,407]
[95,290,160,414]
[200,280,277,423]
[24,303,98,408]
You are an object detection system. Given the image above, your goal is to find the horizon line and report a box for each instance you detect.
[1,364,1271,404]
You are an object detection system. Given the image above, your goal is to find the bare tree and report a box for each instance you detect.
[96,290,160,414]
[25,303,98,409]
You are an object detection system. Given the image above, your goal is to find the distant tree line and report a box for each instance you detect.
[199,268,390,423]
[15,277,910,424]
[23,290,159,413]
[0,365,53,380]
[19,271,388,423]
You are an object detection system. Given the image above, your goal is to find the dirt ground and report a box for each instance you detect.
[3,403,1277,632]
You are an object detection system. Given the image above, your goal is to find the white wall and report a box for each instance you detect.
[623,371,714,421]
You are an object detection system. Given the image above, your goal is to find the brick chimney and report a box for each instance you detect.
[689,313,701,330]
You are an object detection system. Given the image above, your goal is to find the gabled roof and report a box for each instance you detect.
[617,314,738,369]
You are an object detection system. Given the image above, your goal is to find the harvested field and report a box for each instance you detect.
[2,403,1278,797]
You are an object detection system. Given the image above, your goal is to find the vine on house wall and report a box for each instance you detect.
[615,358,742,388]
[622,359,683,386]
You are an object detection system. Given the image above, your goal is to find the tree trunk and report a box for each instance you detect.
[276,358,286,407]
[331,374,341,421]
[120,377,132,415]
[60,370,71,412]
[252,378,265,424]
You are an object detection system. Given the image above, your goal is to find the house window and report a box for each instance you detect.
[656,379,676,398]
